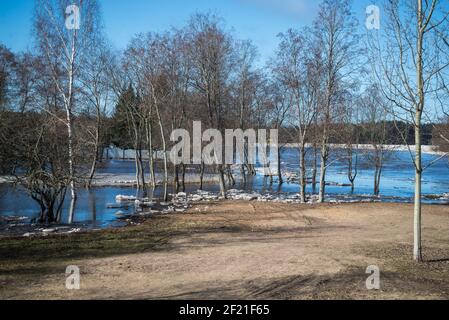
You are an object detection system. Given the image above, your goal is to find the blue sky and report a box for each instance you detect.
[0,0,374,63]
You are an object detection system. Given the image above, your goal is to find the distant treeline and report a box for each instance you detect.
[277,121,436,146]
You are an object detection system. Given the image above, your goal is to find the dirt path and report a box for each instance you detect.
[2,202,449,300]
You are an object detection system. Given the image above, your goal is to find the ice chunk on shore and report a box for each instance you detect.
[228,190,261,201]
[116,195,137,202]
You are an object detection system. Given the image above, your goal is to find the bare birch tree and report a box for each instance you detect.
[234,40,259,180]
[79,44,111,188]
[361,85,390,195]
[271,29,321,202]
[370,0,449,261]
[313,0,360,203]
[34,0,102,223]
[187,13,234,197]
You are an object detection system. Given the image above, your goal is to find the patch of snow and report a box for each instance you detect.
[116,195,137,202]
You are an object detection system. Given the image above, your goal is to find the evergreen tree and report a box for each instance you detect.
[110,84,137,149]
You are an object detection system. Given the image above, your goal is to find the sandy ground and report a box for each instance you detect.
[1,201,449,300]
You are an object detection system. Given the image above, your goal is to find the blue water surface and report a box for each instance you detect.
[1,148,448,227]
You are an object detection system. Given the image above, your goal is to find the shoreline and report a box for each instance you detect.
[102,144,447,161]
[0,173,221,187]
[2,188,449,239]
[88,173,220,187]
[283,143,446,156]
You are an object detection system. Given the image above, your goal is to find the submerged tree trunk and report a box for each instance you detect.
[240,164,247,184]
[55,188,67,223]
[318,138,328,203]
[299,143,306,203]
[347,148,358,194]
[87,148,98,189]
[87,103,102,189]
[277,145,283,184]
[146,117,156,188]
[312,143,318,193]
[135,152,141,190]
[181,163,186,192]
[149,150,156,188]
[227,165,235,186]
[174,164,180,193]
[218,165,227,198]
[374,165,381,196]
[155,103,168,202]
[138,149,146,196]
[32,186,67,224]
[161,144,168,202]
[199,162,205,190]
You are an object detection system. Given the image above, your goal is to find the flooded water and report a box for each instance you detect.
[1,148,449,227]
